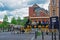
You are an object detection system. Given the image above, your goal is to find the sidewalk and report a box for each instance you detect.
[34,35,59,40]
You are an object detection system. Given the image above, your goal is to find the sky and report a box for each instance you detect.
[0,0,50,22]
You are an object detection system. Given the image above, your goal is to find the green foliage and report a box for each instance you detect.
[0,15,28,28]
[3,15,8,24]
[11,17,28,26]
[20,21,24,26]
[23,18,28,22]
[3,15,8,21]
[17,17,21,25]
[17,17,28,26]
[0,24,3,28]
[11,17,17,25]
[3,15,9,28]
[21,18,28,26]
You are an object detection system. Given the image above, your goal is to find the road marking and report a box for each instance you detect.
[31,36,35,40]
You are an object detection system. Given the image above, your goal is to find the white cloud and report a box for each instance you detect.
[0,11,7,17]
[38,0,49,10]
[8,16,13,22]
[9,7,29,18]
[0,11,7,21]
[0,0,31,9]
[0,7,29,22]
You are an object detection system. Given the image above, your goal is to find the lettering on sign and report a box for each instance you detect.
[52,18,56,22]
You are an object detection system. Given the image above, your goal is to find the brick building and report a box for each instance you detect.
[29,4,50,25]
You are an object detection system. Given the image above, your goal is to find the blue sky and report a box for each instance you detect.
[0,0,50,22]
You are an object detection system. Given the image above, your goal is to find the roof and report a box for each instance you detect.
[32,4,49,14]
[32,4,40,7]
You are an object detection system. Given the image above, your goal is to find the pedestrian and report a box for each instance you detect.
[35,30,38,39]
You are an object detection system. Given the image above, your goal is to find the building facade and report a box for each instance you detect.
[29,0,59,24]
[49,0,59,17]
[29,4,50,25]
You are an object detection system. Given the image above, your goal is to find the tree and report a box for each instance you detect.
[11,17,17,25]
[3,15,8,22]
[1,15,9,32]
[0,23,3,28]
[23,18,32,28]
[23,18,28,25]
[23,18,28,23]
[17,17,21,25]
[19,17,28,26]
[3,15,8,28]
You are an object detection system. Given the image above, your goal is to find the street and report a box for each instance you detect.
[0,32,59,40]
[0,32,35,40]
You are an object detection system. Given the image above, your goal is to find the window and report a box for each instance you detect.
[41,21,45,24]
[34,7,40,16]
[52,0,56,6]
[46,21,49,24]
[52,10,56,16]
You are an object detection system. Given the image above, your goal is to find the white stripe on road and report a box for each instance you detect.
[31,36,35,40]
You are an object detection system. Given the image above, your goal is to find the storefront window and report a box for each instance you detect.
[46,21,49,24]
[41,21,45,24]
